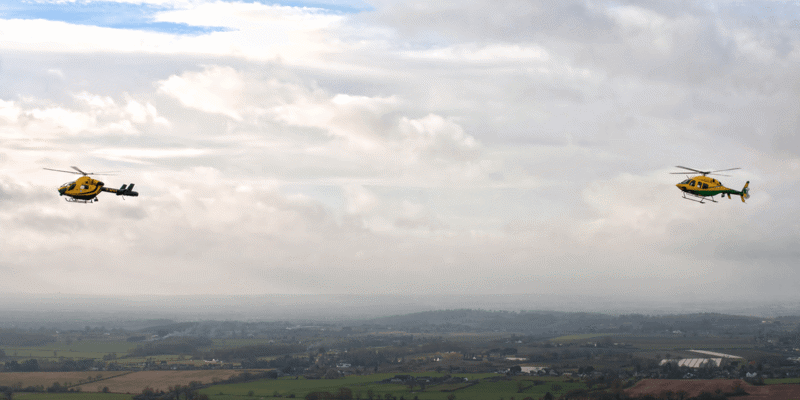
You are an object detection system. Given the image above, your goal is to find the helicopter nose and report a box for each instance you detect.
[58,187,66,195]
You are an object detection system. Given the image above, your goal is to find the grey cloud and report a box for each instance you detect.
[370,0,617,43]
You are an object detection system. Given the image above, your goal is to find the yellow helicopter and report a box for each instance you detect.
[671,166,749,204]
[44,166,138,203]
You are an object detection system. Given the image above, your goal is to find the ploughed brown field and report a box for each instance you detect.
[0,371,128,388]
[626,379,800,400]
[74,370,261,393]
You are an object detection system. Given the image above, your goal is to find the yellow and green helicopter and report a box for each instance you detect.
[671,166,749,204]
[44,166,138,203]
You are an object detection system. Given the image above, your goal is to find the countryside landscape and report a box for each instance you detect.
[4,308,800,399]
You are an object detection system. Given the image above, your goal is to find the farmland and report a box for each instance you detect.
[3,310,800,399]
[0,371,128,388]
[74,370,265,393]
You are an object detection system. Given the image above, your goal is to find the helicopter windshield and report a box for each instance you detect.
[680,179,691,184]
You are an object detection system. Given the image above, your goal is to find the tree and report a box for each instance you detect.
[324,369,340,379]
[336,387,353,400]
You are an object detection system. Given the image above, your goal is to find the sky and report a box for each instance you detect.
[0,0,799,305]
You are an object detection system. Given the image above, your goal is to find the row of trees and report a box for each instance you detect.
[2,358,107,372]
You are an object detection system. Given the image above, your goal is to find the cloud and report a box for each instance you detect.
[0,0,799,303]
[158,66,246,120]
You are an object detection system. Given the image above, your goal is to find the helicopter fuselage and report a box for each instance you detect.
[58,176,104,201]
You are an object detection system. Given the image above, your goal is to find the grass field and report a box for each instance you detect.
[1,340,138,362]
[549,334,613,343]
[199,373,583,400]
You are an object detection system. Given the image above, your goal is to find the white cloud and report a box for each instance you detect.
[0,92,169,137]
[343,184,378,215]
[403,43,550,63]
[158,66,246,120]
[0,100,22,123]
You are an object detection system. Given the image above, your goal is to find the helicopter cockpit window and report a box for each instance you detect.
[68,183,76,191]
[689,180,696,186]
[680,179,691,184]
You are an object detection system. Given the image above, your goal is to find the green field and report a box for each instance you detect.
[1,340,137,362]
[199,374,585,400]
[548,334,613,343]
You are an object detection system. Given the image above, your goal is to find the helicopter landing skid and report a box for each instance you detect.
[65,198,97,204]
[682,192,716,204]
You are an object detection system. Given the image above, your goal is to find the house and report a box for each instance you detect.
[521,366,546,374]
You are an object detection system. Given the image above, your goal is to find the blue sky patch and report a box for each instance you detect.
[0,0,371,35]
[0,2,229,35]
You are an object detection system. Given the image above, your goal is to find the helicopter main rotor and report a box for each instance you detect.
[670,166,740,177]
[44,166,118,176]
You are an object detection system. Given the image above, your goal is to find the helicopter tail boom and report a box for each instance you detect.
[101,183,138,197]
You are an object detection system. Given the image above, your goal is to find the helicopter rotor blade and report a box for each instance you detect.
[44,168,81,174]
[675,166,710,175]
[71,166,88,175]
[708,173,731,177]
[709,167,740,173]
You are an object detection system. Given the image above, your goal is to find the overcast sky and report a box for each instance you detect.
[0,0,798,305]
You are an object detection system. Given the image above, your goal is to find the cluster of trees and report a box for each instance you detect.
[0,381,86,397]
[2,358,106,372]
[304,388,354,400]
[133,383,207,400]
[3,359,39,372]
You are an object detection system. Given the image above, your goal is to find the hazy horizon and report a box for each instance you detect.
[3,294,800,330]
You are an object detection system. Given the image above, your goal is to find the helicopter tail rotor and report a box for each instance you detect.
[102,183,138,197]
[740,181,750,203]
[117,183,138,197]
